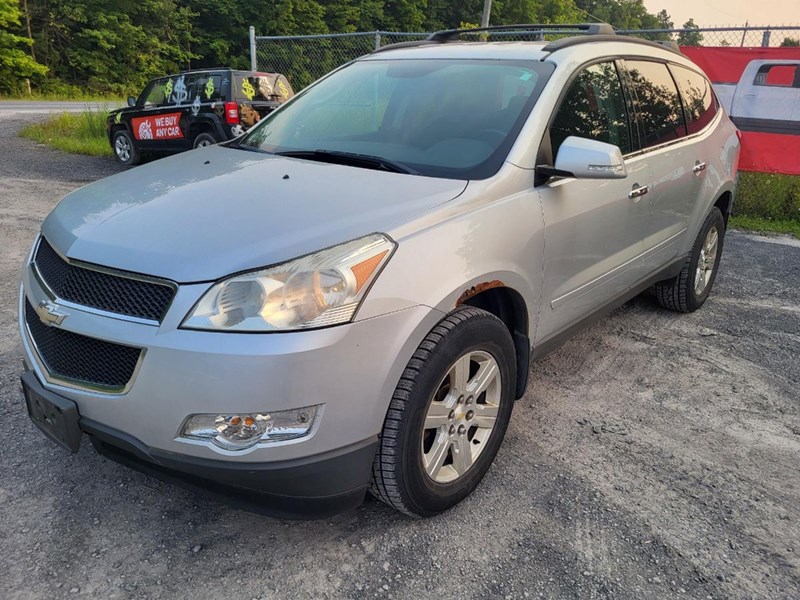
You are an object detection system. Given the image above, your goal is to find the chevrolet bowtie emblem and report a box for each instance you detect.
[36,300,68,327]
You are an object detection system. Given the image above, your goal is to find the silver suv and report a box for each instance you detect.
[19,25,740,518]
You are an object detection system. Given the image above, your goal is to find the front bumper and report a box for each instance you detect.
[21,369,377,518]
[19,260,444,511]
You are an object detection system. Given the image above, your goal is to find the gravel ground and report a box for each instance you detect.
[1,114,799,600]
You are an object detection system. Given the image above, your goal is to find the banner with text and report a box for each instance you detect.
[131,112,184,141]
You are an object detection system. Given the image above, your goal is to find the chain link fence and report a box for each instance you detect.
[251,25,800,90]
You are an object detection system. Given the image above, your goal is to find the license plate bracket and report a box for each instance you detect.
[21,372,81,453]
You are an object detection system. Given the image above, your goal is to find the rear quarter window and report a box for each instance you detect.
[234,74,294,102]
[670,64,717,135]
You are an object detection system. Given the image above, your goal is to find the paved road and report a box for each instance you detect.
[0,100,122,114]
[1,113,799,599]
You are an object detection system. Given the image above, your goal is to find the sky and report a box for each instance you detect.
[642,0,798,28]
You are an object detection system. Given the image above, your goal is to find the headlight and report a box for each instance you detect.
[182,233,395,332]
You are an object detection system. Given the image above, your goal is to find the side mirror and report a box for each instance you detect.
[127,96,137,107]
[553,136,627,179]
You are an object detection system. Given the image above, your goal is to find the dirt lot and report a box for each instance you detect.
[1,114,798,599]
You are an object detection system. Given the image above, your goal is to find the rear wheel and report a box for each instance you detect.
[192,132,218,148]
[655,207,725,312]
[370,307,516,517]
[112,130,141,166]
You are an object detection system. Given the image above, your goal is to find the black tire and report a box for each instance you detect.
[192,132,218,149]
[111,130,141,166]
[654,207,726,313]
[370,307,516,517]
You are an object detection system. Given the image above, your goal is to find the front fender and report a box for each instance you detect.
[357,168,545,341]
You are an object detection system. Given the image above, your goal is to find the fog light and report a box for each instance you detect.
[180,406,320,451]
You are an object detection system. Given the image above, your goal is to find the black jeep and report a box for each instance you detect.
[107,68,294,165]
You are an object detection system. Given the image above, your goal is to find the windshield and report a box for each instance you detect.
[236,58,553,179]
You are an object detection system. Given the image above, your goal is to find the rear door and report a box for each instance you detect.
[535,60,648,342]
[622,59,696,274]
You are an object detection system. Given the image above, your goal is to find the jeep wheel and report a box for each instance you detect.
[655,207,725,313]
[192,132,218,149]
[112,130,141,166]
[370,307,516,517]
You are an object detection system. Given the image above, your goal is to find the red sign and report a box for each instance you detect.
[131,112,184,141]
[680,46,800,175]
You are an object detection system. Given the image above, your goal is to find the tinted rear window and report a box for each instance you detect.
[625,60,687,148]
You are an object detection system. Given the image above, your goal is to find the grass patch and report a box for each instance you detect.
[736,171,800,221]
[19,111,112,157]
[733,171,799,238]
[729,215,800,239]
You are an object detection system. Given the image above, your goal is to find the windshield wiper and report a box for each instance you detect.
[276,149,419,175]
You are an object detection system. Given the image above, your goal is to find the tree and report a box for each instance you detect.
[780,37,800,47]
[24,0,196,94]
[0,0,46,93]
[656,9,672,30]
[13,0,693,95]
[677,18,702,46]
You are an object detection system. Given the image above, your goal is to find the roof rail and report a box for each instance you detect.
[656,40,682,52]
[427,23,615,42]
[542,34,685,56]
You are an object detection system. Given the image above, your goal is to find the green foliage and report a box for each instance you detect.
[730,215,800,239]
[24,0,196,96]
[780,37,800,47]
[19,110,112,157]
[0,0,47,94]
[677,18,702,46]
[735,171,800,222]
[13,0,695,96]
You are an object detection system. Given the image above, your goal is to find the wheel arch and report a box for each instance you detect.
[108,122,130,144]
[456,283,531,400]
[714,190,734,228]
[189,116,227,142]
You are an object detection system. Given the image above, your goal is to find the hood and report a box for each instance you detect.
[42,145,467,282]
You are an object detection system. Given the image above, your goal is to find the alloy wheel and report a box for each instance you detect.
[421,350,502,484]
[114,136,131,162]
[695,225,719,295]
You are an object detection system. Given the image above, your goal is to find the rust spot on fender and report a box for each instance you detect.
[456,280,505,306]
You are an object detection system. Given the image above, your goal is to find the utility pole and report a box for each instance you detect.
[481,0,493,28]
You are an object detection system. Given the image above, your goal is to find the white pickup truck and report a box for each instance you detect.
[714,59,800,135]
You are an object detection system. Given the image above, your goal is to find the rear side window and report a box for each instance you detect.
[625,60,686,148]
[670,65,717,135]
[550,61,631,157]
[194,74,225,102]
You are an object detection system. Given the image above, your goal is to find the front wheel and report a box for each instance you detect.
[112,130,141,166]
[370,307,516,517]
[655,207,726,312]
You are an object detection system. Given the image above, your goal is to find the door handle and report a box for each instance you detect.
[628,184,649,199]
[693,161,707,174]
